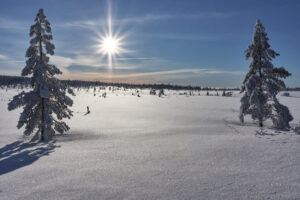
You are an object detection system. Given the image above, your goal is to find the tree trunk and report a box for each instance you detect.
[41,98,45,141]
[259,119,263,127]
[39,32,45,141]
[258,56,263,128]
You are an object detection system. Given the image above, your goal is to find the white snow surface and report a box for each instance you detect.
[0,88,299,200]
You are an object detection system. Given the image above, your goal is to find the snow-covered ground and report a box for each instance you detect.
[0,88,299,200]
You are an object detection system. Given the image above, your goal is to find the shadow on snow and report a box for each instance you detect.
[0,140,59,175]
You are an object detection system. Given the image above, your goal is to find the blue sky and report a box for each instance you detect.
[0,0,299,87]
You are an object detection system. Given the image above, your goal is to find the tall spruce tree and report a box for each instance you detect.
[8,9,74,141]
[239,20,293,129]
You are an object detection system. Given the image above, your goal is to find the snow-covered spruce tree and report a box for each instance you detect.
[239,20,293,129]
[8,9,74,141]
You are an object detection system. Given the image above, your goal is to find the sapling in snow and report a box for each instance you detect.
[8,9,74,141]
[239,20,293,129]
[158,89,165,97]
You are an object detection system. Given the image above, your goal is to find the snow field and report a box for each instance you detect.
[0,88,299,200]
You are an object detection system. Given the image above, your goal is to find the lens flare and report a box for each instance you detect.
[102,37,118,54]
[93,1,129,70]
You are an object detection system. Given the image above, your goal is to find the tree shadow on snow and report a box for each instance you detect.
[254,128,289,138]
[224,118,258,127]
[255,129,279,136]
[289,96,300,99]
[54,131,106,142]
[0,140,59,175]
[223,117,258,134]
[223,118,290,137]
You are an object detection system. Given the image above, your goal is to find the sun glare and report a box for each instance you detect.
[94,1,129,70]
[102,37,118,54]
[96,34,124,69]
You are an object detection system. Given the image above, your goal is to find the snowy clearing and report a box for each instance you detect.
[0,88,300,200]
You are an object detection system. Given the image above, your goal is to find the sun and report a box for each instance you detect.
[94,33,125,69]
[93,1,130,70]
[96,34,123,68]
[102,36,119,54]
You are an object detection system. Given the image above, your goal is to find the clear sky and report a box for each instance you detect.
[0,0,299,87]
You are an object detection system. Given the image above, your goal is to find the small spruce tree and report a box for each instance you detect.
[239,20,293,129]
[222,90,226,96]
[8,9,74,141]
[158,89,165,97]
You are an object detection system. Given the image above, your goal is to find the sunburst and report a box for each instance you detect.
[94,1,128,69]
[102,36,119,54]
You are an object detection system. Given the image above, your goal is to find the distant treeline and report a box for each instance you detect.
[1,75,299,91]
[0,75,235,90]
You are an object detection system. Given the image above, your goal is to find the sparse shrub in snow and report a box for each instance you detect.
[222,91,233,97]
[158,89,165,97]
[93,87,96,96]
[8,9,74,141]
[239,20,293,128]
[293,123,300,134]
[281,92,290,97]
[222,90,226,96]
[149,89,156,95]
